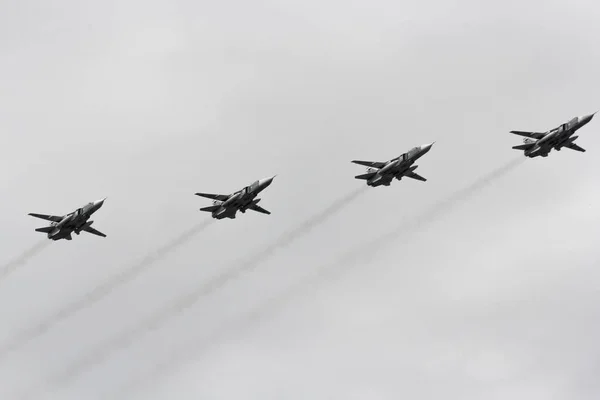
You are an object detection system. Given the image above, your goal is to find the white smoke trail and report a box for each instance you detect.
[110,157,525,398]
[0,219,214,361]
[28,187,367,400]
[0,241,49,283]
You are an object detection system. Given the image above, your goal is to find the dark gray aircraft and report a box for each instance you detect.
[352,143,435,187]
[29,198,107,241]
[195,176,276,219]
[511,112,596,158]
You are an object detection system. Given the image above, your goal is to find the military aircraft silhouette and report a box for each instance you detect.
[29,198,107,241]
[511,113,596,158]
[352,143,435,187]
[195,176,276,219]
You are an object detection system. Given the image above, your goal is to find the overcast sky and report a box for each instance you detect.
[1,0,600,399]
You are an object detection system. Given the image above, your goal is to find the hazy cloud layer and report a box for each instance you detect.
[1,1,599,400]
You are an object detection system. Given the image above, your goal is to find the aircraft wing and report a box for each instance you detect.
[194,192,229,201]
[200,205,220,212]
[355,172,376,180]
[512,143,535,150]
[28,213,63,222]
[404,171,427,182]
[249,204,271,215]
[351,160,386,169]
[510,131,545,139]
[82,225,107,237]
[563,142,586,152]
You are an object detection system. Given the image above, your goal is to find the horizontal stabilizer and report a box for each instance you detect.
[82,225,106,237]
[195,192,229,201]
[512,143,535,150]
[564,142,586,152]
[249,204,271,215]
[35,226,54,233]
[405,171,427,182]
[355,173,375,180]
[200,205,220,212]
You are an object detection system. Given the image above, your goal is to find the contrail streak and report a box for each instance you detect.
[0,219,214,361]
[349,156,526,263]
[110,158,525,398]
[108,267,341,400]
[0,241,49,283]
[32,187,366,398]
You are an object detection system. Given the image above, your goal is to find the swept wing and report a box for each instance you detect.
[512,143,536,150]
[355,172,376,180]
[82,225,107,237]
[351,160,386,169]
[194,192,229,201]
[28,213,63,222]
[510,131,546,139]
[249,204,271,215]
[404,171,427,182]
[200,205,220,212]
[563,142,586,152]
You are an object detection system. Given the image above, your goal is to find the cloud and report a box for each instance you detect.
[1,1,600,400]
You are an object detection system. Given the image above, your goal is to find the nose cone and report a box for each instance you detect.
[94,197,107,208]
[580,112,597,125]
[421,142,435,153]
[259,175,276,188]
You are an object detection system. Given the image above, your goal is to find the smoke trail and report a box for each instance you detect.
[350,156,526,263]
[0,219,214,361]
[110,158,525,398]
[0,241,49,282]
[34,187,366,396]
[108,265,342,400]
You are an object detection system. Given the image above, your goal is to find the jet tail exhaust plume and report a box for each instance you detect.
[110,158,525,398]
[0,219,214,361]
[33,187,366,396]
[0,241,49,282]
[109,271,334,399]
[353,156,526,262]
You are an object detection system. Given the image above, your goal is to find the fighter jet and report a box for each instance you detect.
[195,176,276,219]
[29,198,107,241]
[352,143,435,187]
[511,112,596,158]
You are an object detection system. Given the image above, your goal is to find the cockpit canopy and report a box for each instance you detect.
[406,147,419,158]
[248,180,260,193]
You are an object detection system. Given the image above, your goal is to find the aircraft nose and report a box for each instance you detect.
[94,197,107,207]
[580,112,597,124]
[422,142,435,152]
[260,175,276,187]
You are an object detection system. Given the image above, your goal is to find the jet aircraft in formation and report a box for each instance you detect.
[29,198,107,241]
[26,112,596,240]
[511,113,596,158]
[351,142,435,187]
[195,175,276,219]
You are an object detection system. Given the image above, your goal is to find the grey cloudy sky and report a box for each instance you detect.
[1,0,599,399]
